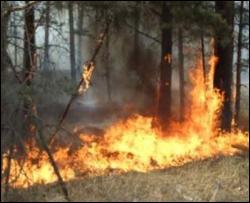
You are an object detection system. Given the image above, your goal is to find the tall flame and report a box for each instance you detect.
[2,56,248,188]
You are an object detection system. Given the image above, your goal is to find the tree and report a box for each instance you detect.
[23,0,36,138]
[1,2,10,80]
[156,1,173,130]
[43,1,50,72]
[105,17,112,102]
[213,1,234,131]
[178,27,184,121]
[77,3,84,77]
[68,2,76,82]
[235,1,244,126]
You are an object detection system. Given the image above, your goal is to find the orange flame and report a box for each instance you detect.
[2,56,248,188]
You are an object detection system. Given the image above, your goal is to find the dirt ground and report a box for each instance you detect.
[4,155,249,202]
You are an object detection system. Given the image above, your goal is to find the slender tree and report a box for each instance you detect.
[157,1,173,130]
[235,1,244,126]
[105,21,112,102]
[23,0,36,138]
[213,1,234,131]
[68,2,76,82]
[77,3,84,77]
[43,1,50,72]
[178,27,184,121]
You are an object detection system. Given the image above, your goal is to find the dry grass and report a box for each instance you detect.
[4,155,249,202]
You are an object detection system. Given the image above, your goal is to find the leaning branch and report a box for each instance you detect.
[49,20,111,145]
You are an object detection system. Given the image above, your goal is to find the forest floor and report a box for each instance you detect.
[5,155,249,202]
[2,76,249,202]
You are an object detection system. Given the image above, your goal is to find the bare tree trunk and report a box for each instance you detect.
[43,1,50,72]
[178,27,184,121]
[23,1,36,139]
[68,2,76,82]
[105,26,112,102]
[156,1,172,130]
[133,1,140,72]
[12,10,18,67]
[1,2,9,80]
[213,1,234,131]
[77,4,84,77]
[200,30,206,83]
[235,1,244,126]
[23,1,36,85]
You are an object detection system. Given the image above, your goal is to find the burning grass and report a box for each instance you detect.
[1,56,249,191]
[4,155,249,202]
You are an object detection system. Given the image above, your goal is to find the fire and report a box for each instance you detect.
[78,62,95,94]
[2,56,248,188]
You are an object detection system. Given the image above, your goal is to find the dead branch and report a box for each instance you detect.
[6,52,23,83]
[35,118,70,202]
[2,1,40,18]
[49,20,111,146]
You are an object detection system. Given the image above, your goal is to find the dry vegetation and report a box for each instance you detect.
[4,155,249,202]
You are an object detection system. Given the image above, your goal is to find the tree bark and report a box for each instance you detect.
[201,30,206,83]
[133,1,140,72]
[213,1,234,131]
[23,1,36,85]
[77,4,84,77]
[23,1,36,137]
[105,25,112,102]
[68,2,76,82]
[157,1,172,130]
[43,1,50,72]
[1,2,10,80]
[178,27,184,121]
[235,1,244,126]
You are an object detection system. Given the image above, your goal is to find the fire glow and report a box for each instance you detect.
[2,56,249,188]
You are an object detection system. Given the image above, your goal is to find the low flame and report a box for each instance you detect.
[2,56,248,188]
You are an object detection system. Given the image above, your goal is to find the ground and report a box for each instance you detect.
[4,155,249,202]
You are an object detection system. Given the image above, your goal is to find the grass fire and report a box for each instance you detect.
[1,1,249,202]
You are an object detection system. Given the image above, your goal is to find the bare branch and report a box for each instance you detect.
[2,1,40,18]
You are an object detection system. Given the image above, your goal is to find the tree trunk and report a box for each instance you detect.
[157,1,172,130]
[213,1,234,131]
[23,1,36,85]
[133,1,140,72]
[200,30,206,83]
[23,1,36,139]
[77,4,84,78]
[105,25,112,102]
[1,2,10,80]
[235,1,244,126]
[43,1,50,72]
[68,2,76,82]
[178,27,184,121]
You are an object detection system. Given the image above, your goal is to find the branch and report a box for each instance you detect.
[124,21,161,44]
[49,20,111,146]
[2,1,40,18]
[6,51,23,83]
